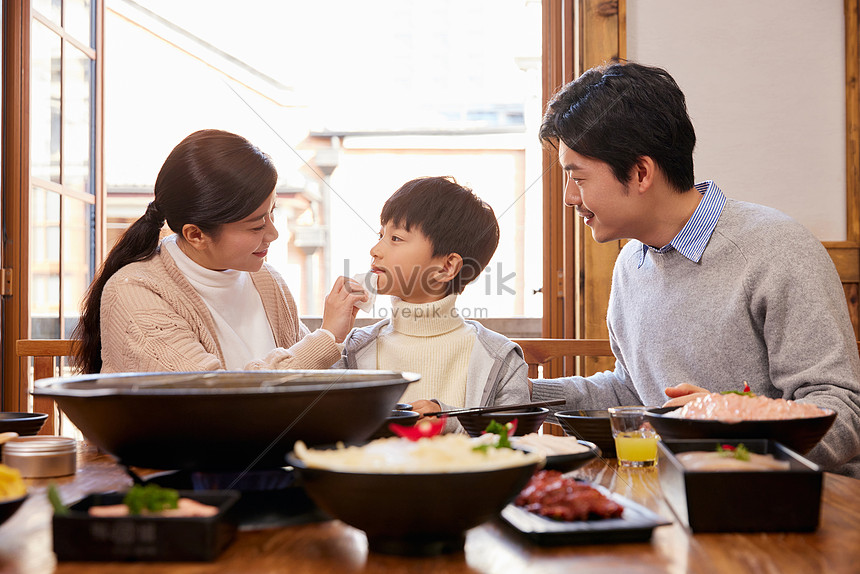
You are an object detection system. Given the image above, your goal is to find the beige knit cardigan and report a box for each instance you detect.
[99,243,340,373]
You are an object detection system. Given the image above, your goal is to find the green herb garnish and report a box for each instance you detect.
[721,381,756,398]
[122,484,179,515]
[472,419,516,453]
[716,443,751,461]
[47,483,69,516]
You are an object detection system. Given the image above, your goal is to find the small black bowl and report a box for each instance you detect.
[369,410,421,440]
[0,494,27,526]
[0,413,48,436]
[555,409,615,457]
[394,403,413,411]
[645,407,837,455]
[457,407,549,438]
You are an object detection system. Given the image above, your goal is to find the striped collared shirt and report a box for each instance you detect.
[638,180,726,268]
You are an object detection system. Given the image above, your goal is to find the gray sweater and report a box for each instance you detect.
[532,199,860,477]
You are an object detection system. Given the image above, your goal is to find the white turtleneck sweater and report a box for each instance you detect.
[164,235,276,369]
[376,294,475,407]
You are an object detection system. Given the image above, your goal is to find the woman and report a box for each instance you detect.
[73,129,365,373]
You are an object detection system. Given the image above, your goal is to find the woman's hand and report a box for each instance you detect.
[320,276,368,342]
[410,399,442,420]
[662,383,708,408]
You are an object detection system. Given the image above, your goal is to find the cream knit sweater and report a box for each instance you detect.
[99,240,341,373]
[376,295,475,407]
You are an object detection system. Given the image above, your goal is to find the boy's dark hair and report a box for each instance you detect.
[539,61,696,192]
[381,176,499,294]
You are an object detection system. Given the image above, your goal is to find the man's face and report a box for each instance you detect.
[558,141,640,243]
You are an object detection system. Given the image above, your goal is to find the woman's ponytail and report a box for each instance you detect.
[71,211,164,374]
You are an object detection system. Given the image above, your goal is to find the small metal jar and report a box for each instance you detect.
[2,436,77,478]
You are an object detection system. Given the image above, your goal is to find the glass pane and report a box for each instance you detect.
[64,0,93,47]
[62,197,94,338]
[104,0,544,321]
[31,187,62,339]
[31,21,61,184]
[33,0,62,26]
[64,44,93,193]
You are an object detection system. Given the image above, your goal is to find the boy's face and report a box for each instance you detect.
[559,141,642,244]
[370,222,451,303]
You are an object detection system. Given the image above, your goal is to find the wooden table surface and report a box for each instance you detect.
[1,441,858,574]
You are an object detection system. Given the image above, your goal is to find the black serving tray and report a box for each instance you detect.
[500,484,671,545]
[53,490,240,561]
[658,439,822,533]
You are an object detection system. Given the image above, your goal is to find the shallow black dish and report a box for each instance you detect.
[555,410,615,458]
[369,410,420,440]
[53,490,240,561]
[457,407,549,438]
[501,484,670,545]
[0,412,48,436]
[287,451,541,555]
[658,439,822,532]
[543,440,602,473]
[645,406,836,454]
[0,494,28,526]
[33,370,419,470]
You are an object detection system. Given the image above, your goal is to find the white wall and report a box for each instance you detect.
[627,0,846,241]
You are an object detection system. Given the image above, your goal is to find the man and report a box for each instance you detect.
[531,61,860,477]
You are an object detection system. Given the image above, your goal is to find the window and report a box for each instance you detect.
[30,0,97,341]
[103,0,544,333]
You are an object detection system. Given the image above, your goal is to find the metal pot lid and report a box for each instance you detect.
[4,436,76,454]
[33,369,421,397]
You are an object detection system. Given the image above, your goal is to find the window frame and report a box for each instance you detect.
[1,0,104,412]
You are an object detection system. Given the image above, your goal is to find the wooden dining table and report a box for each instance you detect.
[1,440,858,574]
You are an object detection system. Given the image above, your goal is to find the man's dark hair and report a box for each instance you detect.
[540,62,696,192]
[381,176,499,294]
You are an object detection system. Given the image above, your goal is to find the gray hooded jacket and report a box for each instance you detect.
[337,319,530,433]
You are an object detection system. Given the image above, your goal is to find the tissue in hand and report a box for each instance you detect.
[352,272,377,313]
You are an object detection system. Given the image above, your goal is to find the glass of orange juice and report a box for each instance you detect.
[608,406,659,467]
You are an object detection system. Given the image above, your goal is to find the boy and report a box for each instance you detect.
[531,61,860,477]
[340,176,529,432]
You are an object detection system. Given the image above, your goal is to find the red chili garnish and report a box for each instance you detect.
[389,416,447,441]
[743,382,751,393]
[720,444,736,451]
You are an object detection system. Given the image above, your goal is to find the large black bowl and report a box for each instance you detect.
[645,407,837,455]
[288,451,541,555]
[33,370,419,471]
[555,409,615,457]
[457,407,549,438]
[0,413,48,436]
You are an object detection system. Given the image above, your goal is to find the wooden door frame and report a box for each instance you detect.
[2,0,32,412]
[2,1,105,414]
